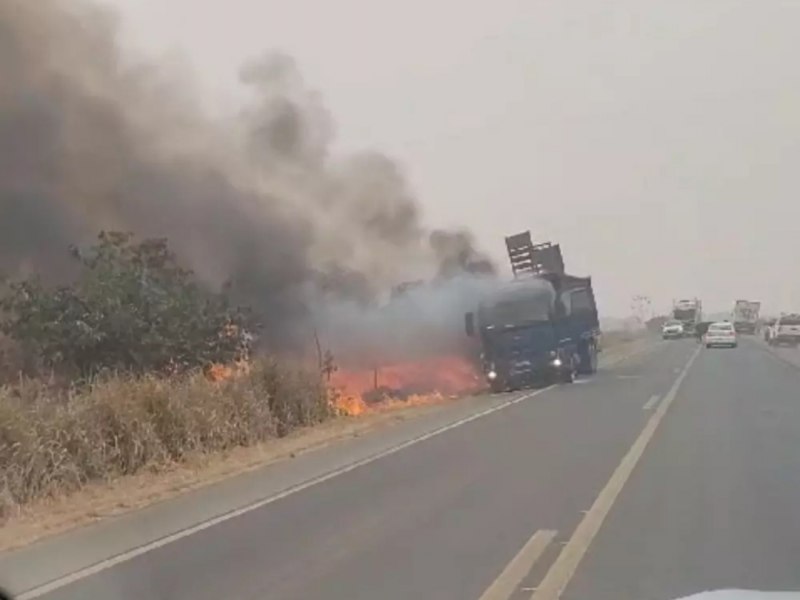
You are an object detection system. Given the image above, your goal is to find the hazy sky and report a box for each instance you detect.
[99,0,800,317]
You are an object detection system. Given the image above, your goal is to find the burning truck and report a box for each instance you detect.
[323,231,601,408]
[464,232,600,392]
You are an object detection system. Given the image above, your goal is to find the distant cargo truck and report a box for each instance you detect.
[732,300,760,334]
[672,298,702,336]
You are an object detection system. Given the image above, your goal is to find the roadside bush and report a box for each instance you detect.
[0,357,333,519]
[0,231,255,379]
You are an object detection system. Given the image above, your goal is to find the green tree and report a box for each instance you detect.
[0,231,256,378]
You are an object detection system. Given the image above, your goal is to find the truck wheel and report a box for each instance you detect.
[577,342,598,375]
[490,380,504,394]
[559,357,576,383]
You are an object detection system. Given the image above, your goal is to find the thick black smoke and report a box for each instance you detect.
[0,0,496,352]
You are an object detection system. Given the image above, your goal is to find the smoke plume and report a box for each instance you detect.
[0,0,497,354]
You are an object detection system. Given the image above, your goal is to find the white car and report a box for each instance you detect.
[768,314,800,348]
[662,320,685,339]
[704,321,737,348]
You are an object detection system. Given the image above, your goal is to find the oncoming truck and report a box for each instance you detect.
[465,232,600,392]
[672,298,702,336]
[732,300,760,334]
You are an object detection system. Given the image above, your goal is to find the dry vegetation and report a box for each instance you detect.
[0,358,331,521]
[601,328,646,347]
[0,232,336,523]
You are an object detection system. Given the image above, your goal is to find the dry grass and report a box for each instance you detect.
[601,328,647,347]
[0,357,332,522]
[0,401,450,552]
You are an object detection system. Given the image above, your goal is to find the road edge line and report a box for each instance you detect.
[530,345,701,600]
[17,386,553,600]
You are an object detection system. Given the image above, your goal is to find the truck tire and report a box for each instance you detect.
[559,355,576,383]
[577,342,598,375]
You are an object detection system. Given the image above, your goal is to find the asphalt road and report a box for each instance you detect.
[11,337,800,600]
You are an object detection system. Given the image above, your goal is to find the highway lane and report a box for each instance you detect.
[562,337,800,600]
[27,339,696,600]
[759,338,800,371]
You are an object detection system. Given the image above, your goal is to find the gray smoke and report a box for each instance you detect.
[0,0,497,353]
[311,274,498,368]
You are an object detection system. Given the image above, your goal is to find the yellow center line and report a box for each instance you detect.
[479,529,558,600]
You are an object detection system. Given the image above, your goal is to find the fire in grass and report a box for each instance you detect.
[329,355,482,416]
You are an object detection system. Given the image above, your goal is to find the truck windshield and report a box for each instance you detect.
[674,309,696,320]
[479,297,551,327]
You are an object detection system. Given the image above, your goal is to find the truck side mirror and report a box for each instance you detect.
[465,312,475,337]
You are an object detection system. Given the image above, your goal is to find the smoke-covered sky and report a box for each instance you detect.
[96,0,800,317]
[0,0,496,352]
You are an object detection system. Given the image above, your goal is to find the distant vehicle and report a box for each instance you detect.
[732,300,760,334]
[465,231,600,392]
[661,320,685,339]
[704,321,738,348]
[768,314,800,348]
[672,298,702,336]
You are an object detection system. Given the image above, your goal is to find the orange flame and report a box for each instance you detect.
[205,360,251,382]
[329,355,482,416]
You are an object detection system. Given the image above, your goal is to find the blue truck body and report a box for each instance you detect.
[465,233,600,392]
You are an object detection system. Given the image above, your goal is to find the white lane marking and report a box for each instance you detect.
[642,394,660,411]
[530,345,701,600]
[17,386,554,600]
[478,529,557,600]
